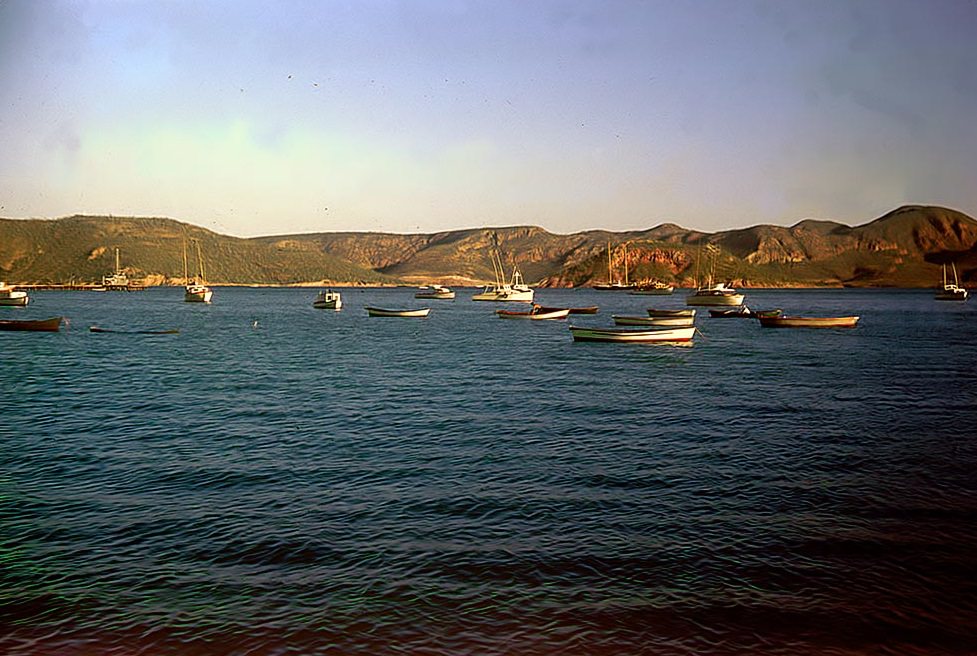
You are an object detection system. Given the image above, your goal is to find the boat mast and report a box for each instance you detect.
[623,243,629,286]
[183,239,190,284]
[115,247,120,274]
[607,241,613,284]
[952,262,959,286]
[195,239,206,283]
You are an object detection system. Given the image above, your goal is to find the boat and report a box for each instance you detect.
[0,316,62,332]
[471,237,534,302]
[646,308,696,318]
[496,306,570,320]
[935,263,968,301]
[90,326,179,335]
[536,305,599,315]
[365,307,431,318]
[101,248,146,291]
[685,244,745,306]
[629,281,675,295]
[612,315,695,327]
[709,306,755,317]
[0,282,29,307]
[183,238,213,303]
[313,289,343,310]
[414,285,455,299]
[593,242,636,290]
[569,325,695,343]
[758,315,859,328]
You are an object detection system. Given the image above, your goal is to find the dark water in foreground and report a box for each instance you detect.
[2,287,976,655]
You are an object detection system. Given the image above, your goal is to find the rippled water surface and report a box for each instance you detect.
[2,288,976,655]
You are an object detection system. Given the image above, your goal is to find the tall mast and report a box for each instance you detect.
[183,240,189,283]
[607,241,613,283]
[115,247,120,273]
[195,240,206,282]
[952,263,959,286]
[623,243,629,286]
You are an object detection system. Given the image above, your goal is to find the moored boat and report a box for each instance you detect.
[536,305,599,315]
[612,315,695,327]
[569,325,695,343]
[496,306,570,320]
[628,281,674,295]
[365,306,431,318]
[183,238,213,303]
[686,282,745,306]
[0,282,29,307]
[759,315,859,329]
[935,263,968,301]
[90,326,179,335]
[708,306,781,318]
[646,308,696,318]
[472,238,534,302]
[313,289,343,309]
[415,285,455,300]
[0,316,62,332]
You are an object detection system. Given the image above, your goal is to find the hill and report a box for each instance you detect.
[1,206,975,287]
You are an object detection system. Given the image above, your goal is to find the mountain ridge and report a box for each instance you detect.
[1,205,975,287]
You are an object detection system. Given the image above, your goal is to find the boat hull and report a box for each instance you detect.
[569,325,695,343]
[612,315,694,327]
[935,289,968,301]
[366,307,431,317]
[686,293,745,306]
[184,286,213,303]
[472,289,534,302]
[0,295,29,306]
[0,316,62,332]
[628,287,674,295]
[496,308,570,320]
[646,308,696,318]
[759,316,859,328]
[313,291,342,309]
[415,292,455,299]
[537,306,599,315]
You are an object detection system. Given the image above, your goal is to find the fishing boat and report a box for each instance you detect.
[472,238,534,302]
[629,281,674,295]
[365,307,431,318]
[101,248,145,290]
[0,316,62,332]
[0,282,29,307]
[759,315,859,328]
[612,315,695,327]
[685,244,745,306]
[593,242,636,290]
[313,289,342,309]
[496,306,570,320]
[569,325,695,343]
[646,308,696,318]
[183,238,213,303]
[709,306,755,317]
[935,263,968,301]
[536,305,599,315]
[415,285,455,300]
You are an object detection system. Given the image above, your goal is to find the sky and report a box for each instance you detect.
[1,0,976,237]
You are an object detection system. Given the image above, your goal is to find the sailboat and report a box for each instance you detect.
[101,248,144,290]
[685,244,745,306]
[183,238,213,303]
[935,263,968,301]
[594,242,636,290]
[471,236,534,302]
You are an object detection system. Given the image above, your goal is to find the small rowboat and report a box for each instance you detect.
[646,308,696,318]
[612,315,695,327]
[365,307,431,318]
[759,315,859,329]
[0,316,62,332]
[90,326,179,335]
[536,305,599,315]
[569,325,695,343]
[497,307,570,320]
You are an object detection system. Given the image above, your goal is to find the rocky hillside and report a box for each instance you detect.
[1,206,974,287]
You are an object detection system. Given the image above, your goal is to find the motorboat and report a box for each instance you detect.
[0,282,29,307]
[496,306,570,320]
[183,238,213,303]
[569,325,695,343]
[628,281,674,295]
[365,307,431,318]
[415,285,455,300]
[0,316,62,332]
[758,315,859,328]
[686,282,745,306]
[935,263,968,301]
[313,289,343,309]
[472,240,534,302]
[612,315,695,327]
[646,308,696,318]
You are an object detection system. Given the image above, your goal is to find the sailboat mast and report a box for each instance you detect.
[607,241,613,283]
[623,243,629,286]
[115,247,120,273]
[195,240,206,282]
[183,240,189,283]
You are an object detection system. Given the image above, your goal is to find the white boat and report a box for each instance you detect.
[101,248,144,290]
[496,306,570,320]
[569,325,696,343]
[365,306,431,317]
[183,238,213,303]
[685,244,744,306]
[647,308,696,317]
[612,315,695,327]
[472,239,534,302]
[629,281,674,295]
[935,263,968,301]
[313,289,342,309]
[0,282,29,307]
[415,285,455,299]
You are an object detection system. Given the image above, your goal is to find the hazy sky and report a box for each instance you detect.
[1,0,975,237]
